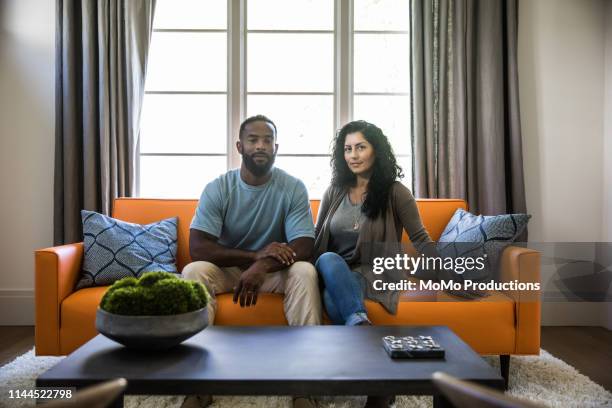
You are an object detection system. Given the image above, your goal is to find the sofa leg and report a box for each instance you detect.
[181,395,212,408]
[500,354,510,390]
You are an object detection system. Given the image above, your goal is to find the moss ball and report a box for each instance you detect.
[100,271,210,316]
[139,271,176,287]
[103,286,148,315]
[100,276,139,310]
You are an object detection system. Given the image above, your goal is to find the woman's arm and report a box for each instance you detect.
[392,183,433,250]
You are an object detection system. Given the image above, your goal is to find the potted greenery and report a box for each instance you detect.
[96,271,210,350]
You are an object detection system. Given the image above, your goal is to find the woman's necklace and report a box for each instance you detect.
[349,192,364,230]
[352,206,361,230]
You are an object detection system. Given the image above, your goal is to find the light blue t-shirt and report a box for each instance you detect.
[190,168,315,251]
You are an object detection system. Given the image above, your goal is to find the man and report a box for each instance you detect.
[182,114,322,327]
[182,115,321,408]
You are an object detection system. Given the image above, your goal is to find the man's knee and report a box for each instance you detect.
[287,261,318,286]
[182,261,219,283]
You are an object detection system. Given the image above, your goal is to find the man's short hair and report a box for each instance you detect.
[239,115,277,139]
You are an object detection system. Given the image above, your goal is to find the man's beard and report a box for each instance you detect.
[242,151,276,177]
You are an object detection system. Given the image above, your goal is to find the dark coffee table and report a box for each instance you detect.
[36,326,504,407]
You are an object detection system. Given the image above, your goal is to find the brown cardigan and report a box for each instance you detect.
[313,182,435,313]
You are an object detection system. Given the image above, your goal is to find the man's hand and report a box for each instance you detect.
[254,242,296,265]
[232,237,314,308]
[233,268,266,307]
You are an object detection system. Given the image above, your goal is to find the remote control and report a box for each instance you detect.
[382,335,445,359]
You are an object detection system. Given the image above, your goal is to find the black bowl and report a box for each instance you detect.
[95,307,208,350]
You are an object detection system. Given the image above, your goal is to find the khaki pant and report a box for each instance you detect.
[182,261,322,326]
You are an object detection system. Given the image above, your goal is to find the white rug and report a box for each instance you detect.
[0,349,610,408]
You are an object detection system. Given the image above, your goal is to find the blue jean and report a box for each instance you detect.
[315,252,370,326]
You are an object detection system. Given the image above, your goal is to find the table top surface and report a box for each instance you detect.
[36,325,504,395]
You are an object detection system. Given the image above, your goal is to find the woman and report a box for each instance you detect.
[314,120,436,327]
[313,120,438,407]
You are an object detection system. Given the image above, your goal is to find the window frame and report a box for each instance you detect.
[138,0,411,198]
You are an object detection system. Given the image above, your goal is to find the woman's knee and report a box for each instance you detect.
[316,253,352,288]
[315,252,345,272]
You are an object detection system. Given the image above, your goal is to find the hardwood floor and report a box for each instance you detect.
[0,326,610,392]
[0,326,34,368]
[541,326,612,392]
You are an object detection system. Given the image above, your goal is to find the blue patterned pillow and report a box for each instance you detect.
[436,208,530,281]
[76,210,178,289]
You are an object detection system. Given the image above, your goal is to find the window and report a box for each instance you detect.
[140,0,228,198]
[139,0,412,199]
[353,0,412,184]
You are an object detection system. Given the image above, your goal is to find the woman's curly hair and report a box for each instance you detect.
[330,120,404,219]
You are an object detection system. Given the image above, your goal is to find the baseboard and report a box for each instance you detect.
[0,290,34,325]
[604,302,612,330]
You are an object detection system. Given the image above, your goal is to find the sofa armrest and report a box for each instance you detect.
[34,242,83,355]
[499,245,541,355]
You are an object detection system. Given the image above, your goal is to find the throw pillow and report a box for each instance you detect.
[436,208,530,281]
[76,210,178,289]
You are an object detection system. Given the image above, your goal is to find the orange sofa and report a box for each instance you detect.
[35,198,540,362]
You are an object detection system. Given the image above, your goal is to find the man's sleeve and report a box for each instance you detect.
[190,180,224,238]
[285,180,316,242]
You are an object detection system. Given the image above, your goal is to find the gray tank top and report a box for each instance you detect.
[328,193,366,261]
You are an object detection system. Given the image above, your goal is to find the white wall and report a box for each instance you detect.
[603,0,612,330]
[604,0,612,243]
[519,0,605,243]
[0,0,55,324]
[519,0,609,327]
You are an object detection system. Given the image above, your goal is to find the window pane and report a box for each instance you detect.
[354,34,410,93]
[154,0,227,29]
[247,95,333,154]
[140,156,226,198]
[353,95,411,153]
[146,33,226,91]
[248,0,333,30]
[248,34,333,92]
[275,157,332,200]
[140,94,226,154]
[354,0,410,31]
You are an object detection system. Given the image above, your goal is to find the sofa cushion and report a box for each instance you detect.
[214,291,516,354]
[437,208,530,280]
[76,210,178,289]
[215,294,288,325]
[59,288,515,355]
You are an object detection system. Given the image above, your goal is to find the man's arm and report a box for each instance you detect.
[246,236,313,274]
[233,236,314,307]
[190,228,299,268]
[189,229,255,267]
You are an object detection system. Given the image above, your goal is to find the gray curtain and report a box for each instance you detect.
[411,0,527,217]
[54,0,156,245]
